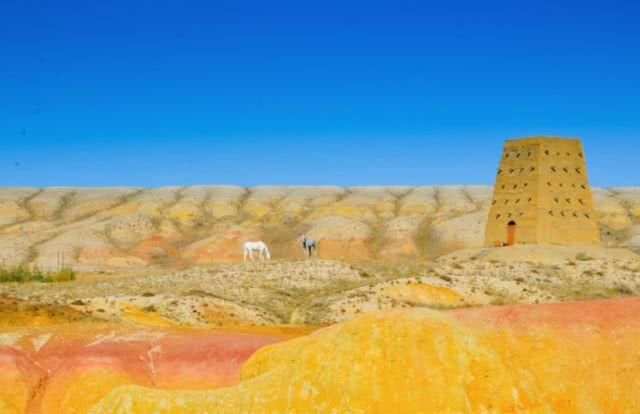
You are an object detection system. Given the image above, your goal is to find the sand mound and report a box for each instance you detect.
[0,187,39,226]
[628,225,640,247]
[429,210,487,252]
[278,186,344,218]
[27,188,74,219]
[241,186,291,220]
[610,187,640,217]
[164,185,211,225]
[593,188,633,230]
[114,187,182,217]
[325,280,465,322]
[0,185,637,267]
[398,186,438,215]
[434,185,478,215]
[0,199,30,227]
[0,188,39,201]
[107,214,156,248]
[462,185,493,207]
[377,215,424,259]
[307,215,371,240]
[61,187,140,222]
[438,244,640,265]
[202,185,246,219]
[34,226,148,271]
[182,225,263,263]
[306,215,372,259]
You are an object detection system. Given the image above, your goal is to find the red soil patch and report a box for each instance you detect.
[1,324,287,413]
[450,295,640,330]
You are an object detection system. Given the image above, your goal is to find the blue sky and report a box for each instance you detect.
[1,0,638,187]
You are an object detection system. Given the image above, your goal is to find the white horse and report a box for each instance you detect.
[242,241,271,262]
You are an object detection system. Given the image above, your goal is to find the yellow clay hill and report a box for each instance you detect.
[89,307,640,413]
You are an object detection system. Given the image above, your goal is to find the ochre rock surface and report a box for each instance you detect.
[90,297,640,413]
[0,324,289,413]
[0,346,45,414]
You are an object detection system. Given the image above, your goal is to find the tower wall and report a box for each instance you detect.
[485,139,541,245]
[534,138,600,245]
[485,137,600,247]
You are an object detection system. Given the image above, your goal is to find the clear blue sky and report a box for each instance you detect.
[1,0,638,187]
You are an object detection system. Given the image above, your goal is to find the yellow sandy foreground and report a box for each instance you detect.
[90,297,640,414]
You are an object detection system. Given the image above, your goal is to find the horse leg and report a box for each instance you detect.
[243,249,247,262]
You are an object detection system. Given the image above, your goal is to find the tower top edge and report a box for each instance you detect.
[504,136,581,145]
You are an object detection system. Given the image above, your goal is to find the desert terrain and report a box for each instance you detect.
[0,185,638,269]
[1,185,639,413]
[0,185,639,327]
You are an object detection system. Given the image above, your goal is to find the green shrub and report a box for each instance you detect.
[0,266,76,283]
[0,266,30,282]
[47,268,76,282]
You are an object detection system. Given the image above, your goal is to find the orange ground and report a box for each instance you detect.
[2,296,640,413]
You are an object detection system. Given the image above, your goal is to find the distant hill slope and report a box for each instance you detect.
[0,186,637,271]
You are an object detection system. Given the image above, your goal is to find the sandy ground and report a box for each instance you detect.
[1,245,638,328]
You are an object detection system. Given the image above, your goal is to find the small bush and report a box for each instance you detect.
[575,252,593,261]
[615,284,634,295]
[0,266,76,283]
[47,268,76,282]
[582,269,604,277]
[0,266,29,282]
[490,297,507,306]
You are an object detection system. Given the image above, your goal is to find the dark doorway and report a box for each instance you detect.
[507,221,517,246]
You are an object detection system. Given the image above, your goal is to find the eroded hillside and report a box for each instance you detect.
[0,186,638,271]
[1,187,640,413]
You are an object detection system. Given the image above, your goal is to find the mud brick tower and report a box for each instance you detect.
[485,136,601,246]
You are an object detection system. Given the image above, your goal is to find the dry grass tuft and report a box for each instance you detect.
[0,266,76,283]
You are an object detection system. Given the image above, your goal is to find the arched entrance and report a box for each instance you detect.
[507,221,517,246]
